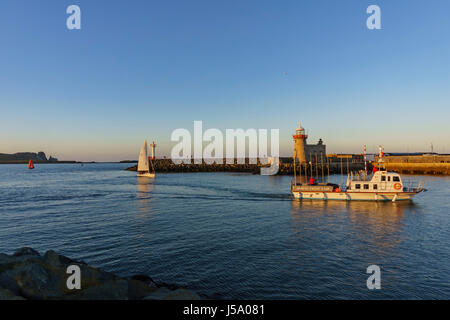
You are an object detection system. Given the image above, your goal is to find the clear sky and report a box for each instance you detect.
[1,0,449,161]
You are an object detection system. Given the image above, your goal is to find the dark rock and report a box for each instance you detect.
[0,253,12,265]
[13,247,40,257]
[0,287,25,300]
[64,279,129,300]
[127,278,157,299]
[154,281,181,290]
[2,261,58,299]
[143,287,171,300]
[144,288,201,300]
[0,248,201,300]
[41,251,119,297]
[43,250,85,270]
[129,274,158,286]
[37,152,48,161]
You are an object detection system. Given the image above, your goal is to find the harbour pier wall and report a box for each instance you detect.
[375,155,450,175]
[383,163,450,175]
[126,158,367,176]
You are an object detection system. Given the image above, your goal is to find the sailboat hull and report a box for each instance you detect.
[137,172,155,178]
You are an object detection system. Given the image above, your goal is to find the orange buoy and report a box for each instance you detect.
[28,160,35,170]
[394,183,402,190]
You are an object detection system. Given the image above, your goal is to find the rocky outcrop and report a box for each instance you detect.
[36,152,48,161]
[0,248,201,300]
[0,152,75,164]
[0,152,47,163]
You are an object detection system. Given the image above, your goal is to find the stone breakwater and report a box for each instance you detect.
[126,158,366,175]
[0,248,201,300]
[384,163,450,175]
[127,159,260,174]
[374,155,450,175]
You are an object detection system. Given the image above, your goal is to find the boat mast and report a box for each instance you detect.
[327,156,330,183]
[321,153,324,184]
[293,150,297,186]
[315,153,319,181]
[304,162,307,184]
[299,158,302,184]
[378,145,385,170]
[346,156,349,176]
[346,157,350,187]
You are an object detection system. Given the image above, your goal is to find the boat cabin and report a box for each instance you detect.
[346,171,403,192]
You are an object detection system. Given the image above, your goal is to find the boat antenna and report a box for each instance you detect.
[378,145,385,170]
[364,144,367,174]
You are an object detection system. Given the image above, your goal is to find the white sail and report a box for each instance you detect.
[137,140,149,172]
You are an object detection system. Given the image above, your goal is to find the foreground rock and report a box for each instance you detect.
[0,248,200,300]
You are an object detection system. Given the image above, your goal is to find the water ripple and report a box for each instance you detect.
[0,164,449,299]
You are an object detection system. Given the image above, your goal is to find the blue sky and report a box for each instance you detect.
[1,0,449,161]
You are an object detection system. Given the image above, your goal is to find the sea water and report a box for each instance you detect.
[0,163,449,299]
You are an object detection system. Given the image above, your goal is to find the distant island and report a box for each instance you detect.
[0,152,75,164]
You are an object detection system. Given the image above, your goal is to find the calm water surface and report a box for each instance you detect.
[0,163,449,299]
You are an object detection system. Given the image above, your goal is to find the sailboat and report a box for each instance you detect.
[137,140,155,178]
[28,160,35,170]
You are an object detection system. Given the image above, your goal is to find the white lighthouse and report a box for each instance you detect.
[150,141,156,160]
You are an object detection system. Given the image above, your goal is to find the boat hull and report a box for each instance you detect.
[292,191,419,201]
[137,172,155,178]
